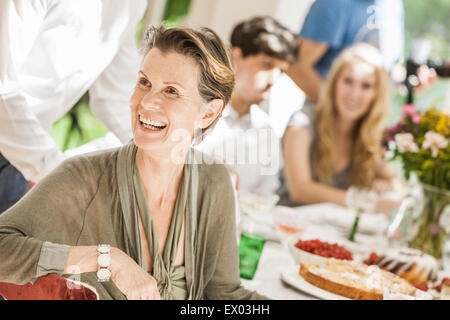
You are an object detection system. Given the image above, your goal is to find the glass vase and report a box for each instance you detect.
[410,184,450,259]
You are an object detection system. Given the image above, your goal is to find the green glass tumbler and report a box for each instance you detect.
[238,232,266,280]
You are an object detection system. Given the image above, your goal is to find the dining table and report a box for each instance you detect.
[236,201,406,300]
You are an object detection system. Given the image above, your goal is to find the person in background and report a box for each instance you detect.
[0,25,267,300]
[278,43,398,214]
[287,0,404,104]
[0,0,147,213]
[196,16,299,198]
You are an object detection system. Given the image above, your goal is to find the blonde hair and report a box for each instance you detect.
[313,43,391,187]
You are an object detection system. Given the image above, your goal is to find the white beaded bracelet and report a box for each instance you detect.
[97,244,111,282]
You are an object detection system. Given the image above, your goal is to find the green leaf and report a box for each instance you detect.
[50,114,73,151]
[65,127,83,150]
[74,102,108,144]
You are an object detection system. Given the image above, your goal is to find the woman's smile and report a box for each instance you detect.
[138,113,168,132]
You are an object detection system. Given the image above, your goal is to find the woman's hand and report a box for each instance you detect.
[110,248,161,300]
[371,178,393,194]
[375,198,400,215]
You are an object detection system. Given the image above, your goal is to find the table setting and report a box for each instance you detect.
[237,190,450,300]
[237,107,450,300]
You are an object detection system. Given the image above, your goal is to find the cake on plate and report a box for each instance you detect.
[299,259,417,300]
[363,247,438,285]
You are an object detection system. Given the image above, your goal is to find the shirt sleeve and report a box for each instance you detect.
[300,0,346,48]
[0,156,94,285]
[282,108,315,150]
[88,20,141,144]
[286,110,311,128]
[288,104,317,140]
[36,242,71,278]
[0,0,65,182]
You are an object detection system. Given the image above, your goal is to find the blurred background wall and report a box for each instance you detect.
[139,0,449,133]
[52,0,449,150]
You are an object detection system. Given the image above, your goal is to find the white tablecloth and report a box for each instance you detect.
[238,203,392,300]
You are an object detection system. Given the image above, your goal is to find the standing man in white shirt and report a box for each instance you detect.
[0,0,147,213]
[196,16,299,197]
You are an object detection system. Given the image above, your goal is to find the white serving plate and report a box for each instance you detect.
[280,265,350,300]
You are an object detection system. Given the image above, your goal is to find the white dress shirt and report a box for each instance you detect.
[196,104,282,197]
[0,0,146,182]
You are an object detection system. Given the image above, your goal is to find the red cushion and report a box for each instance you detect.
[0,274,98,300]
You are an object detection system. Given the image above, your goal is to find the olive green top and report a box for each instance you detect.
[0,141,267,300]
[133,156,187,300]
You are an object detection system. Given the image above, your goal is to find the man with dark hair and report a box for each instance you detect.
[197,16,299,198]
[230,16,298,65]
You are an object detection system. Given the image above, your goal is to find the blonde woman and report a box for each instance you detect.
[278,43,396,213]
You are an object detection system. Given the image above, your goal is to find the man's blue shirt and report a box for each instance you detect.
[300,0,404,78]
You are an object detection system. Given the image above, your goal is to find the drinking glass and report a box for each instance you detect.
[238,232,266,280]
[346,187,378,241]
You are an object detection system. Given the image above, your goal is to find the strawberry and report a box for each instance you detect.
[414,283,428,291]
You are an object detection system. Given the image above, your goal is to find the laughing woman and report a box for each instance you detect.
[0,25,266,300]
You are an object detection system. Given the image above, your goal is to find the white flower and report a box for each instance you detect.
[394,133,419,153]
[421,131,449,158]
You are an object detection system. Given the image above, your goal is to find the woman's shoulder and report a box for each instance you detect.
[189,149,236,220]
[189,149,232,188]
[59,147,120,180]
[287,104,315,128]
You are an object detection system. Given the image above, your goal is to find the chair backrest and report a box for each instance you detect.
[0,274,99,300]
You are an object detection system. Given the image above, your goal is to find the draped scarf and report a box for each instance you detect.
[115,142,201,299]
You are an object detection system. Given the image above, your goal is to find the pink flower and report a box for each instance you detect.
[394,133,419,153]
[428,223,443,236]
[384,126,397,143]
[402,104,421,123]
[402,104,416,116]
[422,131,449,158]
[385,134,395,143]
[389,124,400,134]
[411,114,421,124]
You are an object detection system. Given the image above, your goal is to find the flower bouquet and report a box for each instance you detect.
[383,104,450,258]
